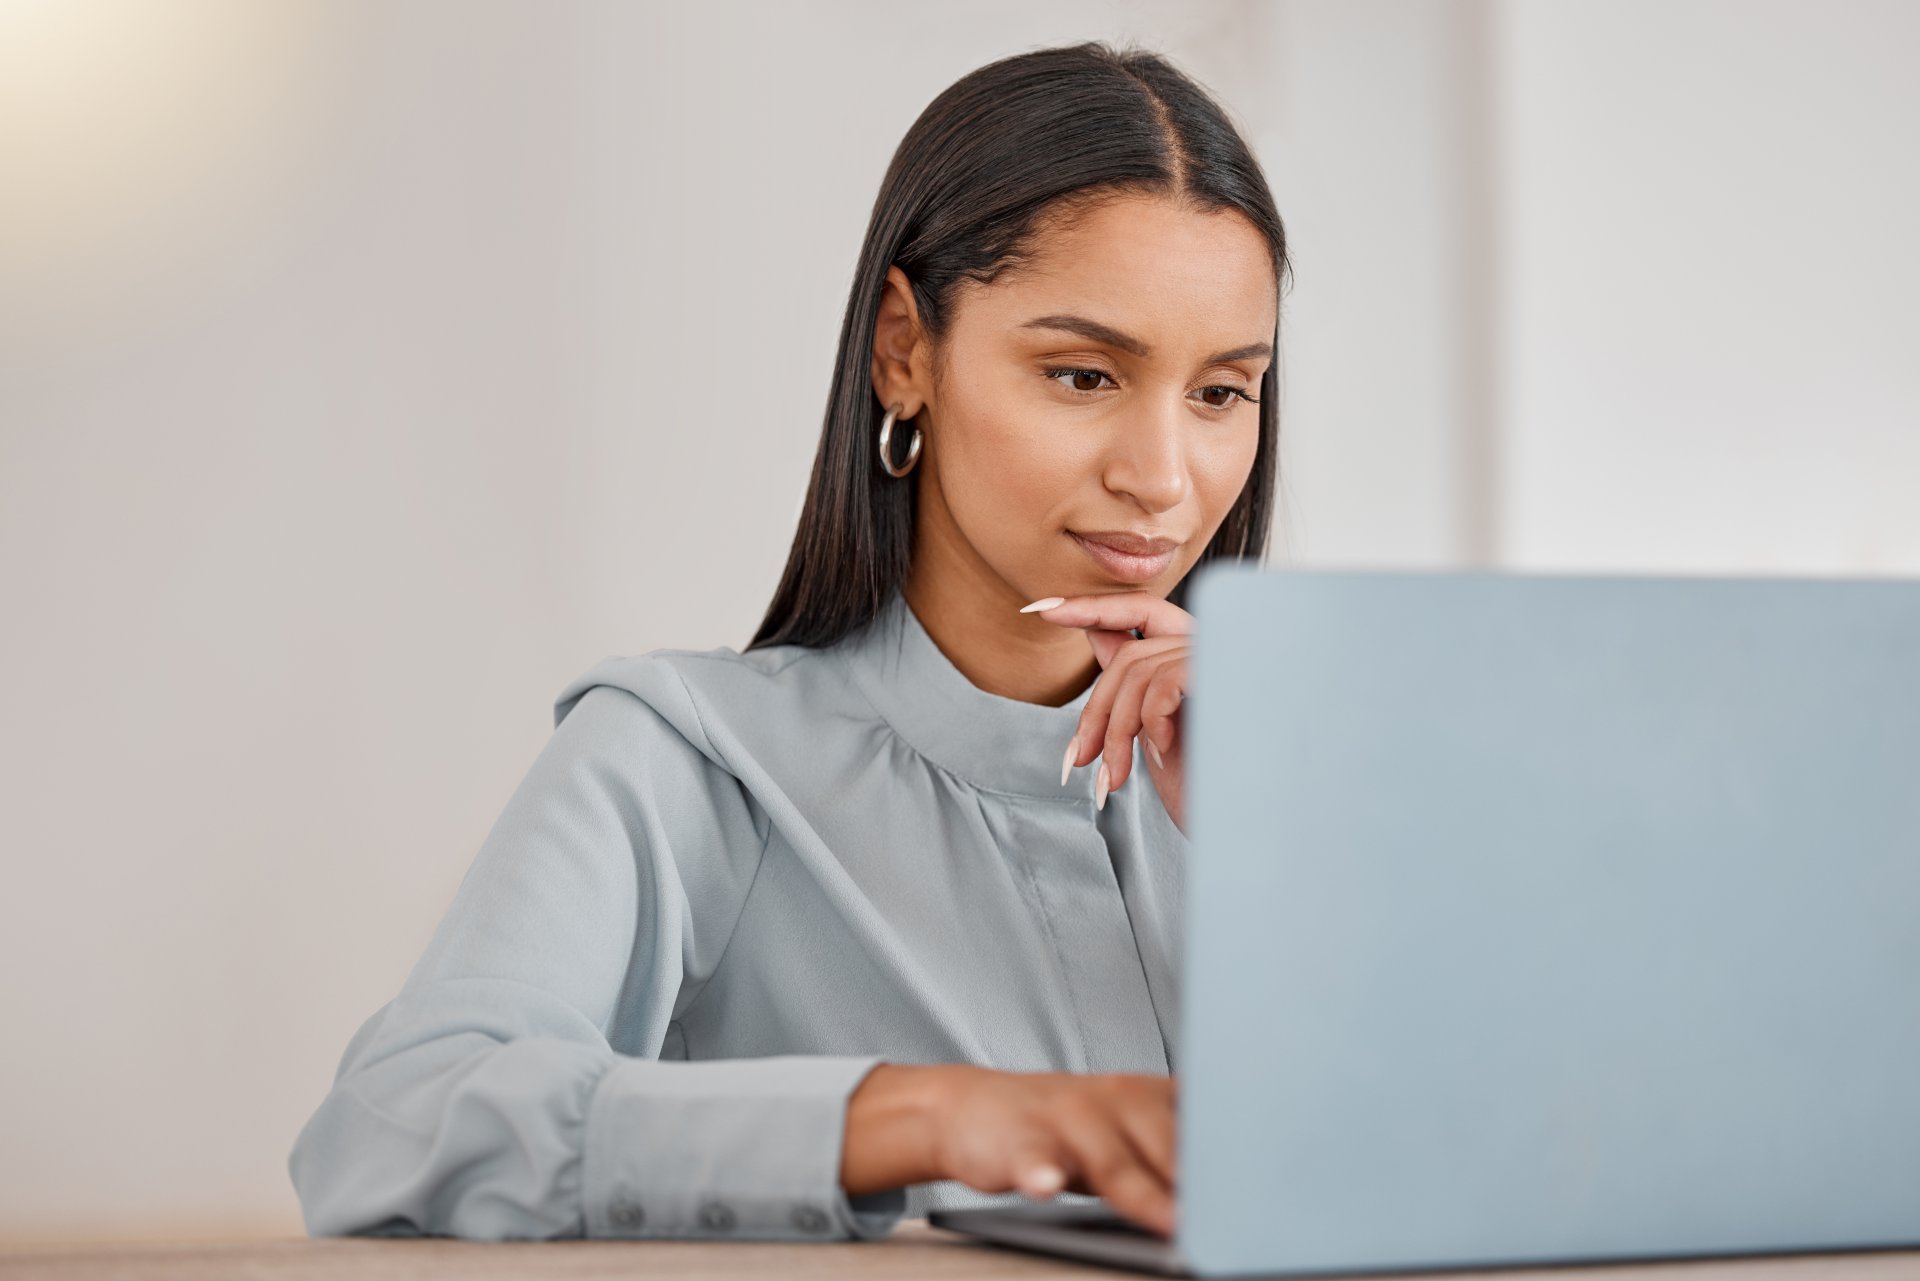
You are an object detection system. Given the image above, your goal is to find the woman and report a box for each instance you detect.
[289,38,1288,1245]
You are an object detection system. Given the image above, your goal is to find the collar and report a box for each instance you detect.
[838,586,1097,800]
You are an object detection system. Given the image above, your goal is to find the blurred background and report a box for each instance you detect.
[2,0,1915,1241]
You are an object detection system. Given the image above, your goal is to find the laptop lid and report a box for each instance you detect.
[1179,566,1920,1277]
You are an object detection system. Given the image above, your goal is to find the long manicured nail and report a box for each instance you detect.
[1019,596,1066,613]
[1095,760,1110,810]
[1060,733,1078,787]
[1145,736,1164,769]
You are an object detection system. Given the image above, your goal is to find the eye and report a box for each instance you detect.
[1044,366,1116,396]
[1043,367,1263,411]
[1194,384,1261,411]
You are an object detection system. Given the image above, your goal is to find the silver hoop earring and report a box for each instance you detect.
[877,403,923,478]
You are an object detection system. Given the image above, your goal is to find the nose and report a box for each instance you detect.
[1101,392,1190,515]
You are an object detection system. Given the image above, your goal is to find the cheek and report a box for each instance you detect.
[941,411,1085,534]
[1191,425,1261,515]
[934,392,1098,559]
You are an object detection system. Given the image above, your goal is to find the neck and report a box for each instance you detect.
[902,489,1100,709]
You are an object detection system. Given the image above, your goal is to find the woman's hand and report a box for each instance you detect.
[842,1063,1178,1238]
[1020,591,1192,832]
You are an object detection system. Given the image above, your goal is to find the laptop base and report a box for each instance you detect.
[928,1203,1191,1276]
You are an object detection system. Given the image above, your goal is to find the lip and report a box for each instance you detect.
[1069,530,1180,583]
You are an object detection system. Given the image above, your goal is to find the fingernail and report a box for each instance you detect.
[1095,760,1110,810]
[1060,733,1078,787]
[1145,737,1164,769]
[1019,596,1066,613]
[1023,1164,1066,1197]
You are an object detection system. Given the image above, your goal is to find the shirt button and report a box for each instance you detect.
[791,1204,830,1234]
[610,1200,645,1230]
[698,1201,736,1233]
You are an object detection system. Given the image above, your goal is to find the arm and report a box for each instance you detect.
[287,681,908,1241]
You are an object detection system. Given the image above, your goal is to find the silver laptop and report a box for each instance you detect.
[930,566,1920,1276]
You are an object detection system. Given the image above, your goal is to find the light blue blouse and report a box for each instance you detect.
[288,584,1187,1241]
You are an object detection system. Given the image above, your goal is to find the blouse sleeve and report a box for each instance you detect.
[286,678,910,1241]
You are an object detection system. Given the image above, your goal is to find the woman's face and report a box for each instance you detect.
[882,192,1277,609]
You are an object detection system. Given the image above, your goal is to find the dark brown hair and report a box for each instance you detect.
[749,40,1290,651]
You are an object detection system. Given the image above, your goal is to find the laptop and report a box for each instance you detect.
[930,566,1920,1276]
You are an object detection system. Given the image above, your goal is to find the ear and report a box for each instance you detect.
[869,264,933,418]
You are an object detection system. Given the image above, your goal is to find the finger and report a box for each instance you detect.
[1138,662,1186,768]
[1103,1163,1177,1240]
[1054,1105,1176,1239]
[1005,1141,1071,1200]
[1086,626,1131,671]
[1100,650,1184,793]
[1068,635,1186,774]
[1022,590,1194,642]
[1114,1086,1179,1192]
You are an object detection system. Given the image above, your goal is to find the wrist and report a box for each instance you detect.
[841,1062,966,1195]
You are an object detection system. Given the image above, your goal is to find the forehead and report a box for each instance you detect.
[956,193,1278,351]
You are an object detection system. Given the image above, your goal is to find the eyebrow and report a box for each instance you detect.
[1018,313,1272,366]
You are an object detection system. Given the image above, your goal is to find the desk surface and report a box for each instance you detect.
[3,1223,1918,1280]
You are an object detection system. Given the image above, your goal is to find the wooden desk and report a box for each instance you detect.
[3,1222,1917,1280]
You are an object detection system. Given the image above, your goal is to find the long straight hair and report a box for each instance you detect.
[748,41,1290,652]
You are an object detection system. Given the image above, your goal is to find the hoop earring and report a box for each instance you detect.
[877,403,923,478]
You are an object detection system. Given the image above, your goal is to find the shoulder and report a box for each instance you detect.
[552,636,859,765]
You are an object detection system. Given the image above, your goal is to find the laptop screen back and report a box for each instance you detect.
[1180,567,1920,1276]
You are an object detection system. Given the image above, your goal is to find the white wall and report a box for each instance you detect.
[1,0,1912,1239]
[1493,0,1920,574]
[1251,0,1502,567]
